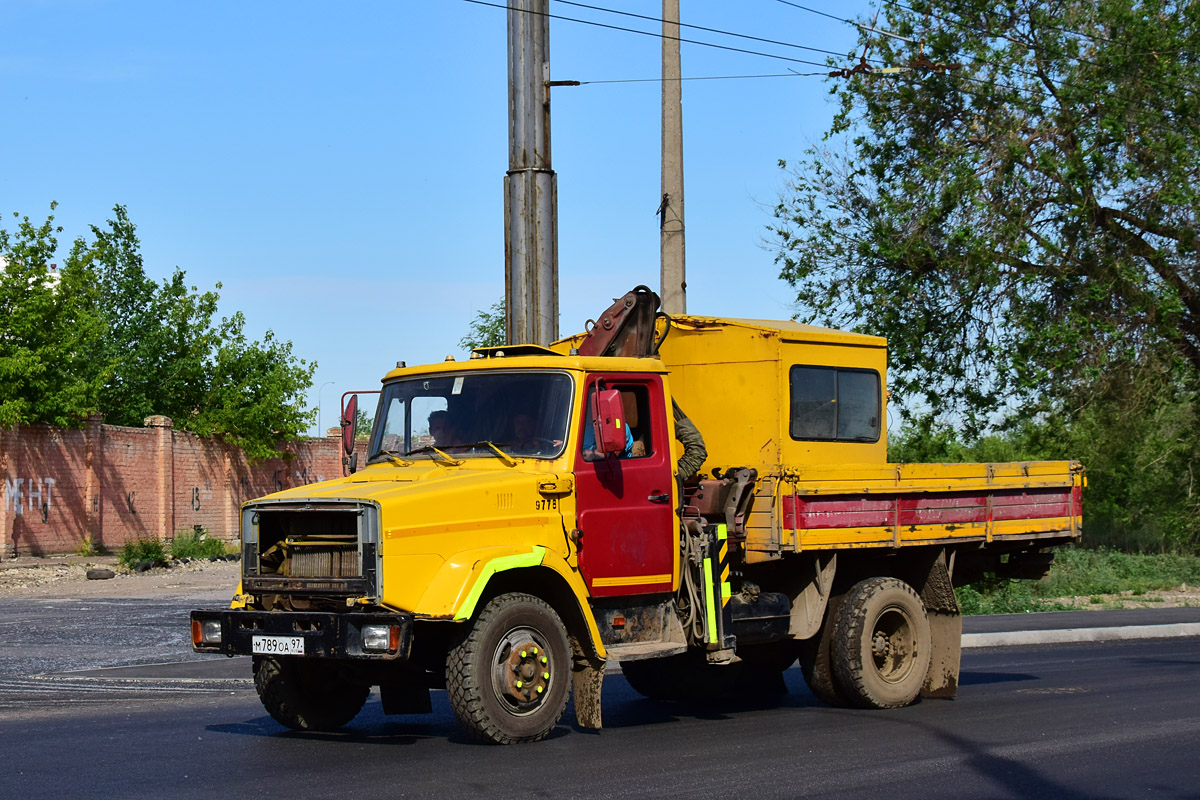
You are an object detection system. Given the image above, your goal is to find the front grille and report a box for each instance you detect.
[289,534,359,577]
[242,501,380,602]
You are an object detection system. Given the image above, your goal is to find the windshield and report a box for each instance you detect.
[370,370,574,462]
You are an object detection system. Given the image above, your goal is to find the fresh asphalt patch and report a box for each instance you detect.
[33,607,1200,685]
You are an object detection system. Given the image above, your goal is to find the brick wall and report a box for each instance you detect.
[0,417,368,559]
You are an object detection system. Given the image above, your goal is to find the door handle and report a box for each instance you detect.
[647,492,671,504]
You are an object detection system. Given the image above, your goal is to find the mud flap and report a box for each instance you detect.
[571,635,605,730]
[915,551,961,698]
[923,610,962,698]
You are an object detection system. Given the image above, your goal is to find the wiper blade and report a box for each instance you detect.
[460,440,517,467]
[404,445,463,466]
[367,450,412,467]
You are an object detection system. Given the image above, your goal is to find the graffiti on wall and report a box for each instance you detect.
[271,463,325,493]
[189,483,214,512]
[5,477,57,522]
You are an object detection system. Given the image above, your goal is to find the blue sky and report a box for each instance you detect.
[2,0,868,436]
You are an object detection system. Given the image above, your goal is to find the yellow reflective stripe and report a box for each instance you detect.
[703,557,717,643]
[453,546,547,621]
[717,523,728,541]
[592,573,673,587]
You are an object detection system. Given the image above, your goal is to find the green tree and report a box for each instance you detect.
[187,313,316,460]
[0,206,106,427]
[460,299,506,350]
[2,204,316,459]
[355,408,373,442]
[67,206,218,427]
[771,0,1200,432]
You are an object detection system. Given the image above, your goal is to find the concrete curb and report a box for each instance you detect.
[963,622,1200,648]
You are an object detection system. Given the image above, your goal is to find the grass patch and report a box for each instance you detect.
[955,580,1071,615]
[955,546,1200,615]
[1037,546,1200,596]
[117,537,167,570]
[169,527,233,559]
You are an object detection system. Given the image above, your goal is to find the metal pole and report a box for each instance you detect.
[660,0,686,314]
[505,0,559,346]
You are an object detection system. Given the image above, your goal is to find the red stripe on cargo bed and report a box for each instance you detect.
[782,487,1075,530]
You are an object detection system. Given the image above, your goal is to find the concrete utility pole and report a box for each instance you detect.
[660,0,686,314]
[505,0,559,346]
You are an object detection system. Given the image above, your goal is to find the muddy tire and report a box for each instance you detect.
[253,656,370,731]
[831,577,931,709]
[797,593,850,707]
[446,593,570,744]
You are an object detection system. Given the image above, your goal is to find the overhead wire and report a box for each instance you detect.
[465,0,1186,122]
[460,0,833,70]
[552,0,849,60]
[776,0,916,44]
[468,0,1029,108]
[776,0,1193,121]
[578,71,826,85]
[878,0,1197,104]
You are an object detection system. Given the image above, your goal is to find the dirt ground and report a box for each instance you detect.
[0,555,241,600]
[1,554,1198,608]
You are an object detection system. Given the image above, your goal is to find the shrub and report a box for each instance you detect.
[169,527,231,559]
[76,537,102,557]
[118,537,167,570]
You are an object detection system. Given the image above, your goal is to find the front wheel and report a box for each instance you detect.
[832,577,931,709]
[253,656,370,731]
[446,593,571,744]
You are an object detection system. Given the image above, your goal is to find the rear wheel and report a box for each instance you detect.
[831,577,931,709]
[446,593,571,744]
[253,656,370,731]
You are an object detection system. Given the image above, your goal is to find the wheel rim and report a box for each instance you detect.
[490,625,555,716]
[869,605,918,684]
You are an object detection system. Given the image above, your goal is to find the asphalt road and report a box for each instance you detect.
[0,639,1198,799]
[1,598,1198,799]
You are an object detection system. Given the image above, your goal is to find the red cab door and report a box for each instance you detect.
[574,374,676,597]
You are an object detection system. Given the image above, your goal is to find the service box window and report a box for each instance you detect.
[789,366,881,442]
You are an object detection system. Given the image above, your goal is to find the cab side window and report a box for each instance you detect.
[789,366,881,442]
[581,383,654,460]
[620,387,652,457]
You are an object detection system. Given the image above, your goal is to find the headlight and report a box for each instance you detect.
[192,619,222,646]
[362,623,399,652]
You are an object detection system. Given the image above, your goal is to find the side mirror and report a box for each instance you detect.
[590,389,627,456]
[340,395,359,476]
[341,394,358,456]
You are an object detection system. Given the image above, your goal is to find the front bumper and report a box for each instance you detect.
[190,609,414,661]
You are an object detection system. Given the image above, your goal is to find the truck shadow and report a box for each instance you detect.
[203,668,1043,744]
[958,670,1039,686]
[203,692,573,746]
[204,698,461,746]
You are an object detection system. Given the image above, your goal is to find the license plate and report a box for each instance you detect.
[252,635,305,655]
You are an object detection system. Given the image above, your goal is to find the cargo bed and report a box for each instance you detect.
[744,460,1083,557]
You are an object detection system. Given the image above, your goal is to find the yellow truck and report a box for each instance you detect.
[191,287,1083,744]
